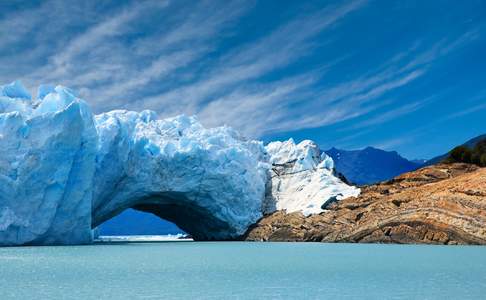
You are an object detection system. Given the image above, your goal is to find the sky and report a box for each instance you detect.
[0,0,485,159]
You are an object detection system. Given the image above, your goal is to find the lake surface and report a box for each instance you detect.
[1,242,485,299]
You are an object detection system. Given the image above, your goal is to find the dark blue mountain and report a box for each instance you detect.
[99,209,184,236]
[325,147,422,185]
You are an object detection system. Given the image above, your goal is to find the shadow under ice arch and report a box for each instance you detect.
[92,192,244,241]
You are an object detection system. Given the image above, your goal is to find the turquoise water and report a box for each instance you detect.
[1,242,486,299]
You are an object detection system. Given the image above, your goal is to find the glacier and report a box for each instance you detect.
[264,139,360,216]
[0,81,359,246]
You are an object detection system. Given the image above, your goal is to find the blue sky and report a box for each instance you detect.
[1,0,485,159]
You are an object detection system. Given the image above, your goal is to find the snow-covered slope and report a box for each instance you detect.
[0,81,359,245]
[265,139,360,215]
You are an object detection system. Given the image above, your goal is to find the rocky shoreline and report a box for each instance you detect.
[244,163,486,245]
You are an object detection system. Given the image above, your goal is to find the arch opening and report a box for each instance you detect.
[93,192,240,241]
[98,209,185,237]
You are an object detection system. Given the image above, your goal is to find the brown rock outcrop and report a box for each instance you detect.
[244,163,486,245]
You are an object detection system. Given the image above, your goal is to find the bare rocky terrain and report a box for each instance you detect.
[244,163,486,245]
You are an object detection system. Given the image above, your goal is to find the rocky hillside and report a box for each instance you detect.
[425,134,486,166]
[244,163,486,245]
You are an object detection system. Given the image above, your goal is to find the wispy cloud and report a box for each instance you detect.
[4,0,253,105]
[349,95,438,129]
[440,91,486,121]
[0,0,483,144]
[366,90,486,156]
[131,1,367,118]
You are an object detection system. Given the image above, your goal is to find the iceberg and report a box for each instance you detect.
[0,81,359,245]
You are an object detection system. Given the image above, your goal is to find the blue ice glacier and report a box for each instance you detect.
[0,83,96,245]
[0,81,359,245]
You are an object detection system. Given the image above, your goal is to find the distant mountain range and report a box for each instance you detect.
[424,134,486,166]
[325,147,422,185]
[325,133,486,185]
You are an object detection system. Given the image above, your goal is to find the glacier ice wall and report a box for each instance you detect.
[0,81,359,245]
[0,82,96,245]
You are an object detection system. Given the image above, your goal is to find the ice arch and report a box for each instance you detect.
[91,110,268,240]
[0,82,267,245]
[0,82,359,245]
